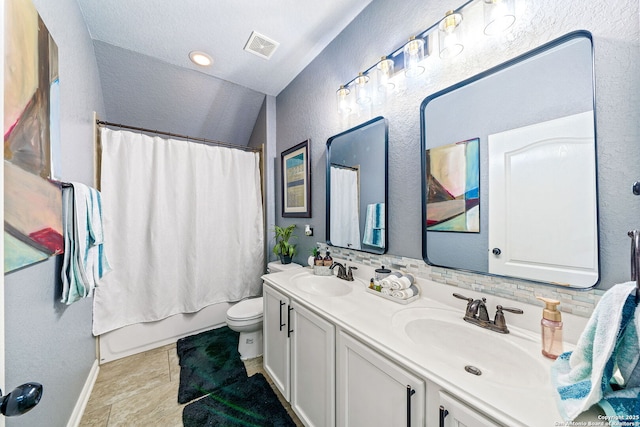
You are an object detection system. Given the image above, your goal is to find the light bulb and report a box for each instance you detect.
[403,36,425,78]
[336,85,351,115]
[377,56,395,92]
[355,72,371,105]
[483,0,516,35]
[438,11,464,59]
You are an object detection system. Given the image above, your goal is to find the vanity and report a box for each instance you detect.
[262,262,600,426]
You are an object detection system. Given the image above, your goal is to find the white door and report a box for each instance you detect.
[488,111,598,287]
[290,302,335,427]
[439,392,500,427]
[263,285,291,400]
[1,2,6,423]
[337,330,424,427]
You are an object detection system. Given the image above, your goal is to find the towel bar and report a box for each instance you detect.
[629,230,640,304]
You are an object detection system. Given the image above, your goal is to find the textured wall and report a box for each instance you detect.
[5,0,105,426]
[275,0,640,290]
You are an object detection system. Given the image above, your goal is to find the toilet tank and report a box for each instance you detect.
[267,261,303,274]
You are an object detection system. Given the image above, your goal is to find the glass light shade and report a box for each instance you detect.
[483,0,516,35]
[438,11,464,59]
[376,56,395,92]
[403,36,425,78]
[336,85,351,115]
[355,72,372,105]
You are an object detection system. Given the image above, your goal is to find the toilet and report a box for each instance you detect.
[226,260,302,360]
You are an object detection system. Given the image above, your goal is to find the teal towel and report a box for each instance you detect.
[362,203,385,248]
[61,183,111,305]
[551,282,640,420]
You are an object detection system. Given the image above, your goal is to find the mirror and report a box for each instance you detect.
[421,31,598,288]
[327,116,388,254]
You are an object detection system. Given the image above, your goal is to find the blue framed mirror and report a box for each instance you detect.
[421,31,599,289]
[327,116,389,254]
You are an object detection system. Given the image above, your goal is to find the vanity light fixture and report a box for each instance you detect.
[336,85,352,115]
[355,72,372,105]
[334,0,519,118]
[189,50,213,67]
[483,0,516,35]
[438,10,464,59]
[376,56,396,92]
[403,36,425,78]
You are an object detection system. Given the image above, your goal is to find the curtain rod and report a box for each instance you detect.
[96,120,261,153]
[330,163,359,171]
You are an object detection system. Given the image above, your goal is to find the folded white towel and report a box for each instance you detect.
[380,277,393,288]
[380,288,393,296]
[390,273,415,290]
[392,285,419,299]
[551,281,640,420]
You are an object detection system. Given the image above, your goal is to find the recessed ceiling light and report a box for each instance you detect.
[189,51,213,67]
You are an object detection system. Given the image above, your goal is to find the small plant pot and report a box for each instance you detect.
[280,255,293,264]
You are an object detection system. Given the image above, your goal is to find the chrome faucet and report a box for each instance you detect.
[453,293,523,334]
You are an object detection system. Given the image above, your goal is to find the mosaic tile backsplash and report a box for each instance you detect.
[319,243,604,318]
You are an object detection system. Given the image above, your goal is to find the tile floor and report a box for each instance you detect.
[79,343,303,426]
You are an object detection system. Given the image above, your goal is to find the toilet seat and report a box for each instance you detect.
[227,297,263,322]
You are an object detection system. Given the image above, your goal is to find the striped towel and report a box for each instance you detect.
[362,203,385,248]
[551,282,640,420]
[61,183,111,304]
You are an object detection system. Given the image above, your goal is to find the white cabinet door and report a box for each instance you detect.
[337,330,425,427]
[291,301,336,427]
[263,284,291,401]
[439,392,501,427]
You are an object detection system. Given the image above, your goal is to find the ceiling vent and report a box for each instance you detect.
[244,31,279,60]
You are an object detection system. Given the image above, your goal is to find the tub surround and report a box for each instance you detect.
[263,258,602,425]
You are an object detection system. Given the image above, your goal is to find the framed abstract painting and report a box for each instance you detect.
[4,0,63,273]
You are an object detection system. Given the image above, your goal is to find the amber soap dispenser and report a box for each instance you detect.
[537,297,563,359]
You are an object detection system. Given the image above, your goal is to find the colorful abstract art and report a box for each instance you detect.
[426,138,480,232]
[4,0,63,273]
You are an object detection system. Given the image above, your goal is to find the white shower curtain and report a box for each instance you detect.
[330,166,361,250]
[93,129,264,336]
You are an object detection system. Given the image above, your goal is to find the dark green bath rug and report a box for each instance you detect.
[182,373,296,427]
[177,326,247,404]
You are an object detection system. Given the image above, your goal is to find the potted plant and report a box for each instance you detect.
[273,224,297,264]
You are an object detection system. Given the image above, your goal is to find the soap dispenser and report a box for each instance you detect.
[537,297,563,359]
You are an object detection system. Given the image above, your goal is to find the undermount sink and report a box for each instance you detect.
[291,272,355,297]
[392,307,549,389]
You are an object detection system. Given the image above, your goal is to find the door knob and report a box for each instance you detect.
[492,248,501,255]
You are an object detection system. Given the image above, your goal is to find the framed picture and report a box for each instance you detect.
[281,140,311,218]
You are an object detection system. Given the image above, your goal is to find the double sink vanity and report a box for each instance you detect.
[270,29,605,427]
[262,261,598,426]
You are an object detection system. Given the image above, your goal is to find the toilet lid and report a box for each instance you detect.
[227,297,263,321]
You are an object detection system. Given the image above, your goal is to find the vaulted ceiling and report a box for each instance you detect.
[76,1,373,145]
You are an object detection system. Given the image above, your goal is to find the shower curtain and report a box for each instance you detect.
[93,129,264,336]
[330,166,361,250]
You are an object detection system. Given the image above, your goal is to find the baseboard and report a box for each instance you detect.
[66,359,100,427]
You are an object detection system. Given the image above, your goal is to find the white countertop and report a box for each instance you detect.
[262,259,603,426]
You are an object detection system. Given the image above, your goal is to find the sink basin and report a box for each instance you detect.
[392,307,549,389]
[291,272,354,297]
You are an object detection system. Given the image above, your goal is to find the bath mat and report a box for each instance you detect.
[177,326,247,404]
[182,373,296,427]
